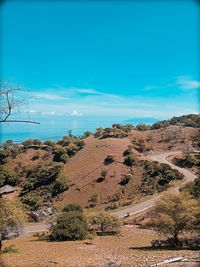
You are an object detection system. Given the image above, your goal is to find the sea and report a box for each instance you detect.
[0,116,158,144]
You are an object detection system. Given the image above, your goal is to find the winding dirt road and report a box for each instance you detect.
[23,150,197,233]
[112,150,197,218]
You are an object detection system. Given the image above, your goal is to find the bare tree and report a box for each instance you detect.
[0,80,39,124]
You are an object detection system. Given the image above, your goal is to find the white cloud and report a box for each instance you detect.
[33,92,70,100]
[70,110,83,116]
[176,76,200,90]
[41,111,56,116]
[76,89,100,95]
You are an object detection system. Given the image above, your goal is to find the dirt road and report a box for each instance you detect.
[112,150,197,218]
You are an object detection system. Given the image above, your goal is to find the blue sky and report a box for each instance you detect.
[1,0,200,121]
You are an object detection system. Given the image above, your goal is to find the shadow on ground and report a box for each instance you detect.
[129,246,199,251]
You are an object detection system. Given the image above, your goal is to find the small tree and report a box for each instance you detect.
[149,192,196,246]
[50,211,88,241]
[124,153,137,167]
[0,198,27,250]
[89,212,122,233]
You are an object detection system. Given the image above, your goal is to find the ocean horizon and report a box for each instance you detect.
[0,116,158,144]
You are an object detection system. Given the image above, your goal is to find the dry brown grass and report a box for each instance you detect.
[1,226,197,267]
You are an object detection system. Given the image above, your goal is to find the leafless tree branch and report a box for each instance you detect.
[0,79,40,124]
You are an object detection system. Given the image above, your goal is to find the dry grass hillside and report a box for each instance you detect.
[2,125,199,210]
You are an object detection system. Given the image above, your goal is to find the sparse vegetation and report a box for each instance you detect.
[141,161,184,193]
[150,114,200,130]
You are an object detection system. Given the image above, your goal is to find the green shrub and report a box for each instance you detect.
[135,123,150,131]
[52,173,70,196]
[44,140,56,147]
[1,245,18,254]
[184,154,198,168]
[0,149,10,164]
[65,143,79,156]
[89,212,122,233]
[22,139,34,147]
[101,169,108,179]
[120,175,131,185]
[73,139,85,149]
[62,204,83,213]
[104,155,115,164]
[21,192,42,211]
[53,146,69,163]
[50,211,88,241]
[32,139,42,146]
[190,176,200,199]
[124,154,137,167]
[25,162,64,190]
[0,166,20,186]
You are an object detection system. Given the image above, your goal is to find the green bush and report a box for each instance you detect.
[44,140,56,147]
[25,162,64,190]
[135,123,150,131]
[22,139,34,147]
[62,204,83,213]
[0,149,10,164]
[73,139,85,149]
[53,146,69,163]
[21,192,42,211]
[120,175,131,185]
[50,211,88,241]
[52,173,70,196]
[190,176,200,199]
[32,139,42,146]
[89,212,122,233]
[0,166,20,187]
[142,161,184,193]
[124,154,137,167]
[104,155,115,164]
[101,169,108,179]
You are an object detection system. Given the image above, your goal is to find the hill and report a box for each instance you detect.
[1,115,199,213]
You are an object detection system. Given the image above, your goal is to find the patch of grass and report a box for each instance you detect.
[1,245,19,254]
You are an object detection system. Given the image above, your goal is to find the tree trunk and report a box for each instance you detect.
[173,233,179,247]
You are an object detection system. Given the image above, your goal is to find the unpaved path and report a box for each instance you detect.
[112,150,197,218]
